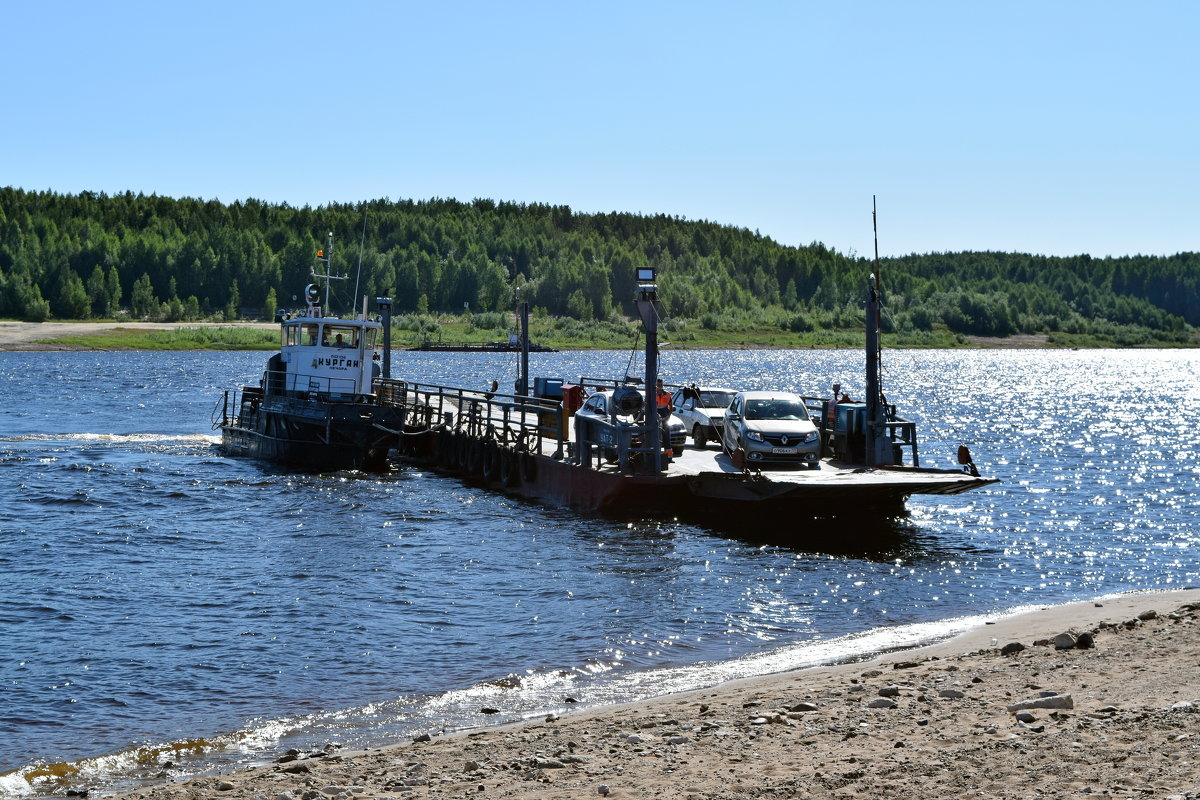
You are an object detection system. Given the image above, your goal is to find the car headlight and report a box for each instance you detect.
[803,431,819,443]
[746,430,765,443]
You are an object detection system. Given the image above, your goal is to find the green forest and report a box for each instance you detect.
[1,187,1195,347]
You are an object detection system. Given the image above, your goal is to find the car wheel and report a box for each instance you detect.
[692,425,707,448]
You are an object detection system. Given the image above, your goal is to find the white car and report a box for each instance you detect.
[722,390,821,469]
[669,386,737,448]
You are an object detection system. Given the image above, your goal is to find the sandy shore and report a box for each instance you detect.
[0,321,276,350]
[93,589,1200,800]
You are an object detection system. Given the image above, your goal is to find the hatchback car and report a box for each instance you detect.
[722,391,821,468]
[670,386,737,448]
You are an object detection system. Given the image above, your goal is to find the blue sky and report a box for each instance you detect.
[5,1,1195,258]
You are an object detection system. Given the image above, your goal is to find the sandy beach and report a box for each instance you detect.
[0,321,276,351]
[90,589,1200,800]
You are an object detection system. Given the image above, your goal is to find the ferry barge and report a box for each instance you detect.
[218,240,995,520]
[380,267,995,519]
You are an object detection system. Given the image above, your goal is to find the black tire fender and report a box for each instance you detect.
[520,451,538,483]
[481,442,500,482]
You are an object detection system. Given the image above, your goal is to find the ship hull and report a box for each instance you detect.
[398,426,995,522]
[220,396,402,472]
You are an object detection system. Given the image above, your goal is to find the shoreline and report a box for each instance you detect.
[0,321,278,351]
[2,322,1193,352]
[44,588,1200,800]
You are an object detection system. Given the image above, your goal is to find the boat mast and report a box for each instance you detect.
[864,196,889,466]
[313,232,348,315]
[634,266,662,474]
[515,286,530,397]
[377,296,393,380]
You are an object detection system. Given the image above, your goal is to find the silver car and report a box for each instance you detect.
[670,386,736,448]
[722,391,821,469]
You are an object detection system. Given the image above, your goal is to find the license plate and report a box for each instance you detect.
[771,447,796,454]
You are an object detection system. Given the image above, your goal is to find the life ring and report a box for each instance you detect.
[520,451,538,483]
[481,442,501,482]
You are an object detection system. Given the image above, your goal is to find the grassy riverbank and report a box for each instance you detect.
[6,317,1198,351]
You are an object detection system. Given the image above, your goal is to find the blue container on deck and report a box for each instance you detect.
[835,403,866,435]
[533,377,564,399]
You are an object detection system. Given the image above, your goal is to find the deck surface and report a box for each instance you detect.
[396,392,996,506]
[457,398,992,492]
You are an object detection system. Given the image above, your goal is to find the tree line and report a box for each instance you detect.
[0,187,1194,345]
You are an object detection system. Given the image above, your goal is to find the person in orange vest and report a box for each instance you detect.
[826,382,843,428]
[655,378,674,458]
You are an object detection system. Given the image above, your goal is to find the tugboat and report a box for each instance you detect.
[216,235,405,471]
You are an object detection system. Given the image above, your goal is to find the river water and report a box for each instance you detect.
[1,348,1197,796]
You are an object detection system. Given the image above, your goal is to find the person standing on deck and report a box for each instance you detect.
[826,382,843,427]
[656,378,674,458]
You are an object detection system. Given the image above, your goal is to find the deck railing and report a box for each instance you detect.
[374,378,567,458]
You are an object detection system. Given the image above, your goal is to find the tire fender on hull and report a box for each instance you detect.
[481,442,501,482]
[520,451,538,483]
[499,448,520,486]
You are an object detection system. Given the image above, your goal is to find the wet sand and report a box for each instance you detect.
[98,589,1200,800]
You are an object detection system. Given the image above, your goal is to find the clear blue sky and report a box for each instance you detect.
[5,1,1195,258]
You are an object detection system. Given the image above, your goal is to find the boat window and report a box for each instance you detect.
[362,328,378,350]
[301,324,320,346]
[322,326,358,348]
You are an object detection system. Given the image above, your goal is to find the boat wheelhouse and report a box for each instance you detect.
[217,236,404,471]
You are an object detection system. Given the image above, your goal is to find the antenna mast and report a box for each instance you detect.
[353,211,369,315]
[873,196,883,376]
[313,232,349,314]
[863,196,889,466]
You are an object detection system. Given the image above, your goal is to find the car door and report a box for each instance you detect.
[671,389,693,427]
[723,394,743,451]
[578,394,604,443]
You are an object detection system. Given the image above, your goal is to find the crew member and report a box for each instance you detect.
[655,378,673,459]
[826,382,843,427]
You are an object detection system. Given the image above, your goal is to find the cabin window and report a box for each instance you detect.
[301,324,320,346]
[322,326,358,348]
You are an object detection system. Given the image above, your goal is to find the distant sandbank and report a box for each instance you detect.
[0,321,277,351]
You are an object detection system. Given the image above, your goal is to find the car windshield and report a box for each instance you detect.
[700,390,735,408]
[744,399,809,421]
